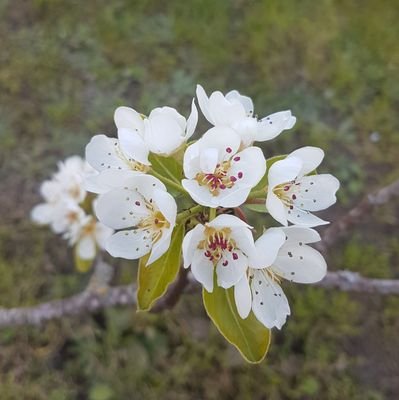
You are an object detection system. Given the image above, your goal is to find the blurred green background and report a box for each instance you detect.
[1,0,399,399]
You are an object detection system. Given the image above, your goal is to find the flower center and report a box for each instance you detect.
[195,157,243,196]
[115,145,149,173]
[138,205,170,244]
[198,227,238,265]
[273,181,299,210]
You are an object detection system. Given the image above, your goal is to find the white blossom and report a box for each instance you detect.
[182,215,256,292]
[95,175,177,264]
[266,146,340,227]
[182,127,266,207]
[64,214,113,260]
[234,226,327,329]
[143,101,198,156]
[196,84,296,147]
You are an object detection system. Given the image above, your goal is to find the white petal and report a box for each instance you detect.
[208,214,252,229]
[114,106,144,135]
[147,230,172,265]
[268,156,302,188]
[288,146,324,176]
[144,115,184,155]
[183,141,201,179]
[251,270,290,329]
[94,222,114,249]
[200,147,219,174]
[274,244,327,283]
[293,174,340,211]
[208,91,246,125]
[196,84,213,124]
[31,203,54,225]
[225,90,254,115]
[231,226,256,256]
[77,236,96,260]
[217,185,252,208]
[200,126,241,159]
[152,189,177,225]
[234,275,252,319]
[118,128,150,165]
[85,135,127,172]
[228,146,266,187]
[84,169,140,194]
[191,249,214,292]
[185,99,198,139]
[252,227,286,268]
[182,179,217,207]
[286,206,329,227]
[40,180,61,202]
[257,110,296,141]
[182,224,205,268]
[106,229,151,260]
[95,189,148,230]
[266,191,288,226]
[216,250,247,288]
[281,226,321,245]
[120,174,166,200]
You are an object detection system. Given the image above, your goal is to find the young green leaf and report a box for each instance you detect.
[203,285,271,363]
[137,223,185,311]
[149,153,183,195]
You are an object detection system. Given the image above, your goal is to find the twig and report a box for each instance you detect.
[317,178,399,252]
[0,179,398,328]
[318,271,399,295]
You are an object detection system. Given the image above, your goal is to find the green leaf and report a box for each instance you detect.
[149,153,183,195]
[203,285,271,363]
[137,223,185,311]
[74,247,94,273]
[244,203,267,213]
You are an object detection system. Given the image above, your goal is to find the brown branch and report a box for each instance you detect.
[317,178,399,252]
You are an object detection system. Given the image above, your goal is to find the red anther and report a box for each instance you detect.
[220,184,226,189]
[284,185,290,191]
[233,156,240,161]
[237,172,243,179]
[226,147,232,153]
[222,260,228,266]
[292,194,297,200]
[230,176,237,182]
[135,201,141,206]
[232,253,238,260]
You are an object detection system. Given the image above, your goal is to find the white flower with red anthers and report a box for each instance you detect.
[182,127,266,207]
[182,215,256,292]
[196,84,296,147]
[234,226,327,329]
[266,146,340,227]
[95,175,177,265]
[143,102,198,156]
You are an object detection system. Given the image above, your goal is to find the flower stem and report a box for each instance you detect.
[176,205,203,224]
[150,170,186,194]
[209,207,217,221]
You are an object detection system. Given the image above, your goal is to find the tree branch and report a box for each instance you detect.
[316,178,399,253]
[0,178,398,328]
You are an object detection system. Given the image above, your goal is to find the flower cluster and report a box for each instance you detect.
[32,84,339,362]
[83,84,339,333]
[31,156,113,263]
